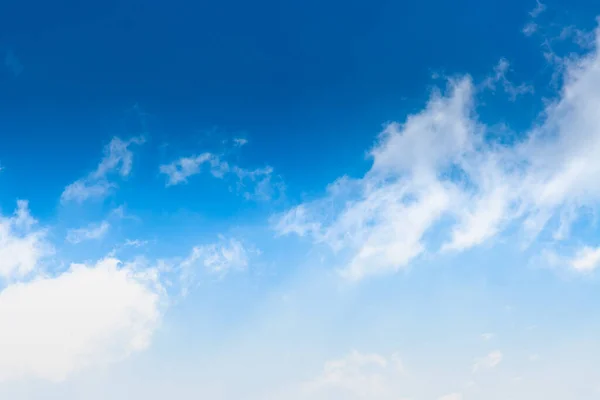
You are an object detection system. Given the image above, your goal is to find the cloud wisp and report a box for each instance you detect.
[160,146,283,201]
[66,221,110,244]
[61,136,145,204]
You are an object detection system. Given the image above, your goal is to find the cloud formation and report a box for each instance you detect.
[0,200,253,383]
[569,246,600,272]
[523,0,546,36]
[529,0,546,18]
[61,136,145,203]
[472,350,503,373]
[305,351,405,399]
[0,201,52,280]
[0,258,163,382]
[274,27,600,280]
[181,236,250,275]
[482,58,534,100]
[160,149,282,201]
[177,236,255,295]
[66,221,110,244]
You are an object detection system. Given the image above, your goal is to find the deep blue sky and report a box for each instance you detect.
[0,0,598,215]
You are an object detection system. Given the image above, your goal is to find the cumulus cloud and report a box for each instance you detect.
[472,350,503,373]
[0,201,250,383]
[0,201,52,280]
[274,26,600,280]
[159,148,282,201]
[66,221,110,244]
[61,136,145,203]
[0,258,163,382]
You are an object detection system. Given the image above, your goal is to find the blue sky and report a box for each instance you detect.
[2,0,600,399]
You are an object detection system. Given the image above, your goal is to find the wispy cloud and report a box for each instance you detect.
[472,350,503,373]
[523,22,538,37]
[177,236,257,295]
[529,0,546,18]
[160,150,283,201]
[159,152,227,186]
[181,236,252,276]
[124,239,149,248]
[274,27,600,281]
[305,351,405,398]
[522,1,546,37]
[61,136,145,204]
[482,58,534,100]
[233,137,248,147]
[66,221,110,244]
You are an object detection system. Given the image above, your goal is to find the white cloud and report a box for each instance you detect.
[177,236,255,295]
[93,136,145,179]
[538,243,600,274]
[472,350,503,373]
[110,204,141,222]
[160,151,281,200]
[0,257,163,382]
[560,26,596,50]
[0,201,250,384]
[523,22,538,36]
[483,58,534,100]
[124,239,149,248]
[0,201,52,280]
[61,179,115,204]
[233,165,281,201]
[274,27,600,281]
[569,246,600,272]
[306,351,405,398]
[61,136,145,203]
[159,152,223,186]
[233,137,248,147]
[481,333,495,341]
[181,236,251,275]
[529,0,546,18]
[66,221,110,244]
